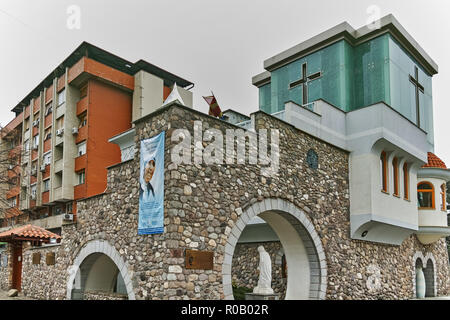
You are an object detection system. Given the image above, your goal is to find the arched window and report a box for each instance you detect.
[417,182,434,209]
[380,151,388,193]
[393,157,399,196]
[440,184,446,212]
[403,163,409,200]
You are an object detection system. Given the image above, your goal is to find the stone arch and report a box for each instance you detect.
[66,239,135,300]
[222,198,327,300]
[412,251,426,298]
[424,253,437,297]
[412,251,437,298]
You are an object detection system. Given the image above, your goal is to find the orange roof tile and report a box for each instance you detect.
[422,152,447,169]
[0,224,61,242]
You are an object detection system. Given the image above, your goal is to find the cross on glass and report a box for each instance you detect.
[289,62,322,106]
[409,66,425,127]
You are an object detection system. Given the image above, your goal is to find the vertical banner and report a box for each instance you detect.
[138,131,165,235]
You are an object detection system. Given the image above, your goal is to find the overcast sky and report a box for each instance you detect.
[1,0,449,163]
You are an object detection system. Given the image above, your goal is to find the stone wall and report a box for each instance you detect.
[0,248,10,291]
[232,242,286,299]
[0,103,447,300]
[83,290,127,300]
[20,244,67,300]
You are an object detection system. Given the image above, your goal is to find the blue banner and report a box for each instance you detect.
[138,131,165,235]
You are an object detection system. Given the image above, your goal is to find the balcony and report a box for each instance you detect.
[19,200,28,211]
[75,125,87,144]
[8,145,21,159]
[44,114,52,128]
[32,126,39,136]
[56,103,66,119]
[55,130,64,146]
[23,129,30,141]
[42,191,50,204]
[75,154,87,171]
[44,139,52,153]
[31,214,63,230]
[42,165,51,179]
[6,186,20,199]
[76,96,88,116]
[53,187,62,200]
[54,158,63,173]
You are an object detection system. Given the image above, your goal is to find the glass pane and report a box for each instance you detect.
[418,191,433,208]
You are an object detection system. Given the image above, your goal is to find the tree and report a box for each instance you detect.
[0,125,28,225]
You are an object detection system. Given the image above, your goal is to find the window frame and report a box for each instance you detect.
[392,157,399,197]
[440,184,446,212]
[57,89,66,106]
[77,170,85,185]
[417,181,435,210]
[403,163,409,200]
[380,151,388,193]
[76,141,86,157]
[43,179,50,192]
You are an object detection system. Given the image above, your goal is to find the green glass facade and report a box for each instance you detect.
[259,34,434,144]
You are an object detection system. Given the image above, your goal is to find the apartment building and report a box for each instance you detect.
[1,42,193,232]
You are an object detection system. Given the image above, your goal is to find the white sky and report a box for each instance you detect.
[0,0,449,163]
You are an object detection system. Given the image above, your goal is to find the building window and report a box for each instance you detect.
[393,157,399,196]
[77,170,85,185]
[78,113,87,128]
[417,182,434,209]
[43,152,52,166]
[43,179,50,192]
[45,102,52,116]
[44,129,52,141]
[9,198,16,208]
[57,89,66,106]
[440,184,446,212]
[380,151,388,193]
[31,185,37,199]
[33,134,39,148]
[403,163,409,200]
[77,142,86,157]
[66,202,73,213]
[24,140,30,152]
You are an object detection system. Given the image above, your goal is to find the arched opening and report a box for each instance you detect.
[415,258,424,298]
[67,240,135,300]
[223,199,327,300]
[72,253,127,299]
[424,259,435,297]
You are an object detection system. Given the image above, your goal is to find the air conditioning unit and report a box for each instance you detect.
[31,168,37,176]
[63,213,74,221]
[40,164,46,172]
[32,145,38,150]
[31,194,36,200]
[56,128,64,136]
[72,127,78,135]
[8,165,14,170]
[33,120,39,127]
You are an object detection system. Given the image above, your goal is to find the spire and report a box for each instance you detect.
[162,83,186,107]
